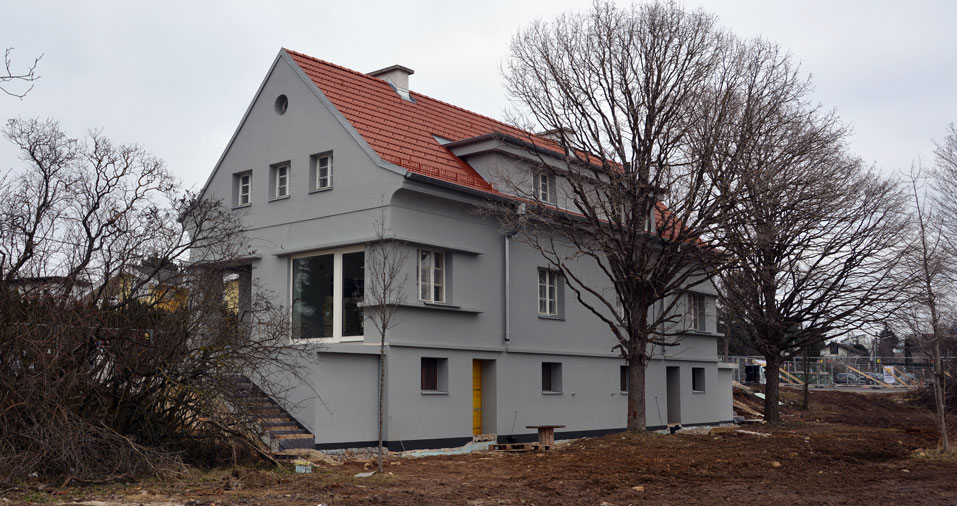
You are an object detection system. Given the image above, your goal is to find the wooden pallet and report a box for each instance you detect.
[491,443,550,452]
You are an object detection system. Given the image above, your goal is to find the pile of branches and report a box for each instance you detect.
[0,118,309,483]
[0,287,299,483]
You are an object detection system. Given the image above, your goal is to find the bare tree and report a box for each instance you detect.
[714,94,908,422]
[499,1,820,430]
[1,48,41,98]
[0,118,308,481]
[899,170,951,453]
[363,211,407,472]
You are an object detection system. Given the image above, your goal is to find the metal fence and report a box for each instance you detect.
[725,355,956,388]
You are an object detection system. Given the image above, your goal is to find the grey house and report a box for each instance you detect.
[199,48,733,450]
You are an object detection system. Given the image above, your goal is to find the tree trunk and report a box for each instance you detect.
[801,346,810,411]
[933,339,950,453]
[377,332,386,472]
[763,355,781,423]
[626,357,646,432]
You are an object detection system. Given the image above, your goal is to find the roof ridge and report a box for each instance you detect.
[283,48,535,142]
[283,48,390,88]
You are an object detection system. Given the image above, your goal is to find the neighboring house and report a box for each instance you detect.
[95,265,187,311]
[8,276,92,299]
[820,341,870,359]
[198,48,733,450]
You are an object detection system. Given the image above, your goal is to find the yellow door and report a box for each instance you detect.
[472,360,482,435]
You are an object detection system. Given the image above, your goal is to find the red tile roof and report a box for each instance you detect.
[286,49,549,193]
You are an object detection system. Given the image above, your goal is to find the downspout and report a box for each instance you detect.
[504,234,511,342]
[504,204,524,343]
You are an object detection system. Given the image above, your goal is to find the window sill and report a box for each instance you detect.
[292,335,364,344]
[404,302,482,314]
[232,204,251,210]
[538,314,565,321]
[420,390,448,395]
[310,187,333,194]
[692,390,706,394]
[269,195,290,202]
[542,391,563,395]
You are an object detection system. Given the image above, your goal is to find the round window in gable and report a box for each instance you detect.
[274,94,288,115]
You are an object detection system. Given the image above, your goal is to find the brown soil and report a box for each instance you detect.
[9,389,957,505]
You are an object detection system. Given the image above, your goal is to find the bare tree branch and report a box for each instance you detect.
[1,48,42,99]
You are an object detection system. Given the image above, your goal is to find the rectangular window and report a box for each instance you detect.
[692,367,706,393]
[687,293,705,331]
[311,152,333,191]
[542,362,562,393]
[538,269,558,316]
[291,248,364,340]
[418,250,446,303]
[341,251,364,337]
[620,365,629,392]
[421,357,448,392]
[236,172,251,206]
[534,173,554,203]
[274,164,289,198]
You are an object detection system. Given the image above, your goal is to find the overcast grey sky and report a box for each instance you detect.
[2,1,955,190]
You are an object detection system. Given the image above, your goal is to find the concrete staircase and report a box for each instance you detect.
[231,377,314,451]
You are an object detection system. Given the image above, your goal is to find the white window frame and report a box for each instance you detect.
[535,173,554,204]
[538,269,559,316]
[275,164,289,198]
[687,293,705,332]
[238,173,251,206]
[316,154,333,190]
[417,249,446,303]
[289,245,364,343]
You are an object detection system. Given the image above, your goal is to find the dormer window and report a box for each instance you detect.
[535,173,555,204]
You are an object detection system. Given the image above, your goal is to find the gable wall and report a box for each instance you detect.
[202,55,402,233]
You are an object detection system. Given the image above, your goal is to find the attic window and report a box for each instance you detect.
[274,94,288,115]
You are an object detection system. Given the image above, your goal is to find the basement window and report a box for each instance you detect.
[421,357,448,393]
[542,362,563,394]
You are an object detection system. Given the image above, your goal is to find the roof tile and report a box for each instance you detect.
[286,49,551,193]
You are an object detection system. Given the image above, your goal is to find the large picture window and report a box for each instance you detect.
[292,248,364,340]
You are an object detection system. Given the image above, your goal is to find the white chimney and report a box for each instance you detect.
[369,64,415,101]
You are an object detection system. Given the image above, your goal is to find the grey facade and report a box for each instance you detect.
[199,49,733,449]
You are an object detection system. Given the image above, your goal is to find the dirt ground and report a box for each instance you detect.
[6,388,956,505]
